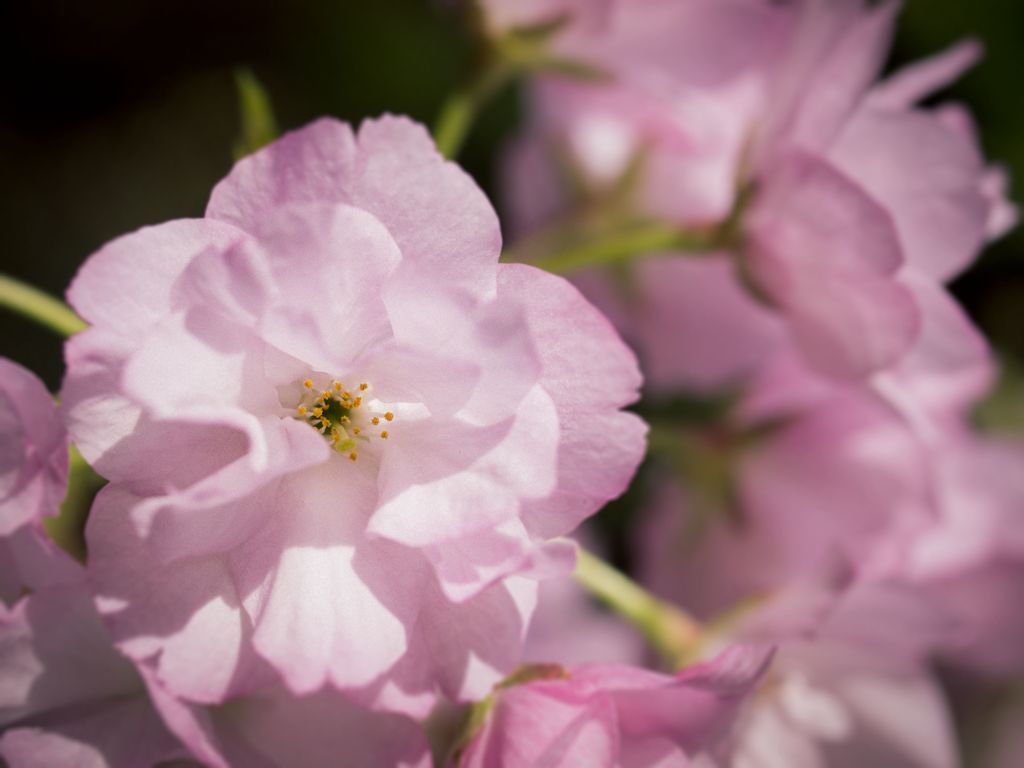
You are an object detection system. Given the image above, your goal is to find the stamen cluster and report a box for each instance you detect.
[296,378,393,460]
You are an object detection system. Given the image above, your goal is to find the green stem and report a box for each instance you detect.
[507,223,721,276]
[574,547,703,668]
[0,274,86,337]
[45,444,104,563]
[433,61,512,160]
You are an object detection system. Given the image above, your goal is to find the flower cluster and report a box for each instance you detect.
[0,0,1021,765]
[498,0,1022,764]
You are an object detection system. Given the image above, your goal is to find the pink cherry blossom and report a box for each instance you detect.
[503,0,1014,387]
[62,115,645,712]
[459,645,772,768]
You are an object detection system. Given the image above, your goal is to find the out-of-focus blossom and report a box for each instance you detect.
[712,585,958,768]
[459,645,772,768]
[641,468,961,767]
[504,0,1014,387]
[62,115,645,713]
[899,439,1024,676]
[0,358,76,607]
[0,359,67,540]
[637,353,962,621]
[636,399,1024,760]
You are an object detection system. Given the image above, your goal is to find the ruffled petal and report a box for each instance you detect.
[66,219,246,343]
[758,0,897,157]
[207,116,501,298]
[378,575,538,709]
[370,386,559,547]
[832,105,990,282]
[0,359,67,536]
[872,276,994,436]
[231,467,413,694]
[424,523,575,603]
[498,265,646,539]
[747,152,919,378]
[86,487,259,704]
[867,39,981,110]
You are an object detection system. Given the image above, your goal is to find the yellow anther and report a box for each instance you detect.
[381,430,389,439]
[354,397,362,407]
[312,407,323,418]
[348,452,358,462]
[340,416,350,424]
[371,416,380,425]
[384,412,394,422]
[359,383,368,391]
[322,391,332,401]
[320,417,331,427]
[353,427,361,435]
[303,379,314,389]
[343,391,353,400]
[297,405,307,415]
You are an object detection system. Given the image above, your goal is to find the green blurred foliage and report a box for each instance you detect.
[233,68,280,159]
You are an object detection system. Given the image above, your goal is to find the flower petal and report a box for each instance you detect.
[207,116,501,298]
[498,265,646,539]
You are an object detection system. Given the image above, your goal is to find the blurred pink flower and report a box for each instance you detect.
[900,439,1024,676]
[460,645,772,768]
[504,0,1014,387]
[62,115,645,712]
[0,358,67,539]
[716,585,958,768]
[0,358,76,607]
[636,398,1024,759]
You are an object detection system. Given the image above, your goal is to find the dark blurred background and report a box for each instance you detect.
[2,0,1022,394]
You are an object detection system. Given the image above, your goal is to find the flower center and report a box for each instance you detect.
[295,378,394,461]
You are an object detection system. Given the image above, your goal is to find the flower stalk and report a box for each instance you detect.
[574,547,703,669]
[0,273,86,338]
[515,222,723,275]
[433,60,513,160]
